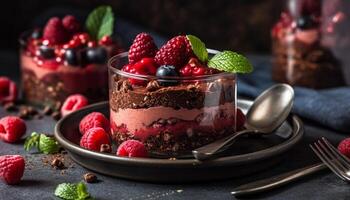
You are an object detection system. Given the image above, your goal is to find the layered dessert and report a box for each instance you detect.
[109,33,251,155]
[271,0,350,88]
[20,6,123,109]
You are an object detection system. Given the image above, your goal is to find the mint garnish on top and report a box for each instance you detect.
[208,51,253,74]
[54,182,92,200]
[186,35,253,73]
[186,35,208,63]
[85,5,114,40]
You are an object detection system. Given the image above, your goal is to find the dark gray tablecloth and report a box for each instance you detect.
[0,52,349,200]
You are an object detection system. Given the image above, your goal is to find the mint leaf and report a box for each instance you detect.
[55,182,92,200]
[38,134,60,154]
[186,35,208,63]
[85,5,114,40]
[55,183,79,200]
[24,132,60,154]
[208,51,253,73]
[77,182,90,200]
[24,132,40,151]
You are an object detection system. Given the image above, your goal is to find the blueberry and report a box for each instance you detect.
[297,15,318,30]
[86,47,108,64]
[39,45,55,59]
[31,28,42,39]
[156,65,179,86]
[65,48,79,66]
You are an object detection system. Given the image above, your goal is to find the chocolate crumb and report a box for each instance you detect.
[51,111,61,120]
[42,106,53,115]
[3,102,17,111]
[146,80,160,92]
[18,108,30,119]
[83,173,97,183]
[27,106,38,115]
[51,158,65,169]
[100,144,112,153]
[121,80,133,92]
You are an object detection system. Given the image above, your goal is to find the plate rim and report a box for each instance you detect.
[54,99,304,167]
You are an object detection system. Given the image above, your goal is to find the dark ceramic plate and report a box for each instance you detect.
[55,99,303,183]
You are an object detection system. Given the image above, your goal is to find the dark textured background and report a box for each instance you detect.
[1,0,283,53]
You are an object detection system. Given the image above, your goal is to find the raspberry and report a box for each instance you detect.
[0,77,17,104]
[80,127,111,151]
[0,116,26,143]
[182,36,194,58]
[179,58,215,76]
[79,112,110,135]
[236,109,246,131]
[124,58,158,85]
[155,36,189,68]
[61,94,88,117]
[128,33,158,64]
[338,138,350,158]
[116,140,148,158]
[43,17,69,45]
[0,155,25,185]
[62,15,81,33]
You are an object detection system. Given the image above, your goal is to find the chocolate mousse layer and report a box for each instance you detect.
[272,39,344,88]
[110,77,236,111]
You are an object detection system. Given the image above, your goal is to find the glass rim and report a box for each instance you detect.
[108,49,236,81]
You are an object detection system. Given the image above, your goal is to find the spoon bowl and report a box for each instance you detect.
[192,84,294,161]
[246,84,294,133]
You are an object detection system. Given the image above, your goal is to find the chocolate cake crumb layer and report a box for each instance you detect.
[272,40,344,88]
[22,70,108,108]
[109,77,236,111]
[111,128,233,154]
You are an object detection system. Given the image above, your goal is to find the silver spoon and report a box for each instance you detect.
[192,84,294,161]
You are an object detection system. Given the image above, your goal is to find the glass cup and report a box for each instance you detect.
[108,50,237,156]
[271,0,350,88]
[19,30,114,109]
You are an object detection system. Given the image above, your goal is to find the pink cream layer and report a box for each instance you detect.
[20,53,108,93]
[110,102,236,140]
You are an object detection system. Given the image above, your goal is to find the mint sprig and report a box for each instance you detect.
[85,5,114,40]
[24,132,60,154]
[186,35,208,63]
[54,182,93,200]
[208,51,253,73]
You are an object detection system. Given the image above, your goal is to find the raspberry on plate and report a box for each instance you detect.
[338,138,350,158]
[0,77,17,104]
[61,94,88,117]
[79,112,110,135]
[128,33,158,64]
[62,15,81,34]
[80,127,111,151]
[43,17,69,45]
[117,140,148,158]
[155,36,189,68]
[0,155,25,185]
[0,116,26,143]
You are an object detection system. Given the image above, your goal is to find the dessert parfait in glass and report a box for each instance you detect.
[20,6,123,109]
[272,0,350,88]
[109,33,252,156]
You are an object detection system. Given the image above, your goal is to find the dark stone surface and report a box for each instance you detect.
[1,56,349,199]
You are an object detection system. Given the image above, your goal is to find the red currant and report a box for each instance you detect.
[99,35,113,46]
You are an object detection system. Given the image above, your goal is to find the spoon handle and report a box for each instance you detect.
[192,129,252,161]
